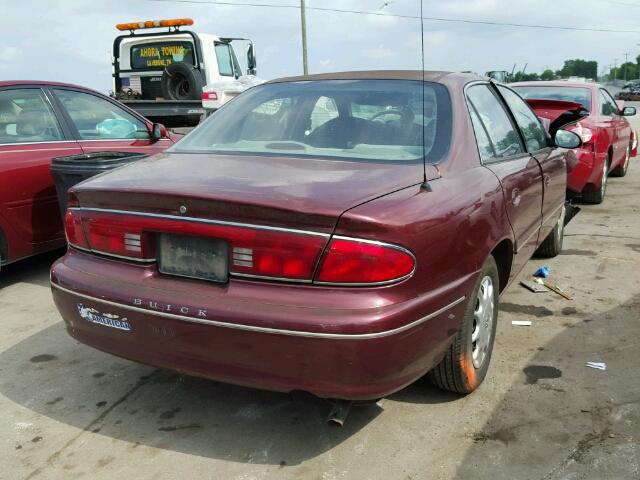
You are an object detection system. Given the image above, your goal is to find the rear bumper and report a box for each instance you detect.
[50,249,473,400]
[567,148,605,194]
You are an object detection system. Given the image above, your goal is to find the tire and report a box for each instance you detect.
[610,143,631,177]
[535,203,566,257]
[582,155,609,204]
[429,256,499,394]
[161,62,205,101]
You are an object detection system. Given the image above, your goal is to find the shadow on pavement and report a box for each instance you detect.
[0,249,64,290]
[0,318,456,466]
[454,294,640,480]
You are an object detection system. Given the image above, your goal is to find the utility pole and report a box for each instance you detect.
[624,52,630,81]
[300,0,308,75]
[614,58,619,82]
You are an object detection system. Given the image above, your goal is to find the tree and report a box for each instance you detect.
[540,69,555,80]
[556,59,598,79]
[609,62,638,82]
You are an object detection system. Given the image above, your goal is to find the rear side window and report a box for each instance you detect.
[130,41,195,69]
[54,89,150,140]
[0,89,63,144]
[498,86,548,152]
[466,84,524,162]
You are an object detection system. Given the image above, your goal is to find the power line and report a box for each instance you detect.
[144,0,640,33]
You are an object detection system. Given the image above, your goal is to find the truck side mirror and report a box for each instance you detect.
[246,43,257,76]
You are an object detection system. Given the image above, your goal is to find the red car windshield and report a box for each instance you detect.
[173,80,452,163]
[512,86,592,112]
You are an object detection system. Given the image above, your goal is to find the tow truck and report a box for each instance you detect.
[111,18,257,127]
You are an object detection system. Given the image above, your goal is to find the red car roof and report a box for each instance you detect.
[0,80,101,92]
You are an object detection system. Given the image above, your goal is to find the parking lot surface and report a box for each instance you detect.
[2,112,640,480]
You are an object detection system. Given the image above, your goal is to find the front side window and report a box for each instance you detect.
[600,89,619,116]
[0,88,62,144]
[466,84,524,162]
[54,89,149,140]
[130,41,195,69]
[498,86,548,152]
[215,43,235,77]
[173,80,452,163]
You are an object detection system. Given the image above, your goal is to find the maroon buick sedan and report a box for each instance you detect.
[51,71,581,401]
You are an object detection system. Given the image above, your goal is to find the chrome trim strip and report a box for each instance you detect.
[231,272,313,284]
[71,207,331,238]
[70,244,156,263]
[50,281,466,339]
[541,203,564,228]
[0,140,76,147]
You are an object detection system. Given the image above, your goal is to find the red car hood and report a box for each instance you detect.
[525,98,590,132]
[72,152,434,232]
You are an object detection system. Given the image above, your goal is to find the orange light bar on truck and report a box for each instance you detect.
[115,18,194,31]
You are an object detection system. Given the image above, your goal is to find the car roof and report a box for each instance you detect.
[267,70,484,85]
[510,80,599,89]
[0,80,100,91]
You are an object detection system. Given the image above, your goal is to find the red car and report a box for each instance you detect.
[512,81,637,203]
[50,72,581,401]
[0,81,178,268]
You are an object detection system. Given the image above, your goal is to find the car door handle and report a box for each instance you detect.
[511,188,522,206]
[544,174,551,187]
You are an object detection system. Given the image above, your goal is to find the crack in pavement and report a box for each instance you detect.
[24,369,160,479]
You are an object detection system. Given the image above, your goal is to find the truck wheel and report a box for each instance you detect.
[535,204,565,257]
[161,62,205,101]
[610,144,631,177]
[582,156,608,204]
[429,256,499,394]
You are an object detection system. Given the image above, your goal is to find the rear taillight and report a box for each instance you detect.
[202,91,218,101]
[565,123,594,144]
[65,210,415,285]
[64,209,89,249]
[316,237,415,285]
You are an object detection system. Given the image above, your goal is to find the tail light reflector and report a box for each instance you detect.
[202,91,218,101]
[316,237,415,285]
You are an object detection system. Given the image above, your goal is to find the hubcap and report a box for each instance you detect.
[471,275,495,369]
[600,160,608,195]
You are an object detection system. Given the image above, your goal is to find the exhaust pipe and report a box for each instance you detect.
[327,400,352,427]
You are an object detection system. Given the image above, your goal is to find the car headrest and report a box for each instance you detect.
[16,107,50,137]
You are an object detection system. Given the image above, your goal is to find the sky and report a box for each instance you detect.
[1,0,639,93]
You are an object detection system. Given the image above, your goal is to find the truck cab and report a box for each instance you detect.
[112,18,256,127]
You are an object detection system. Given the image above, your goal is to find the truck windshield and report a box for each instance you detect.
[172,80,451,163]
[512,86,592,111]
[130,41,195,69]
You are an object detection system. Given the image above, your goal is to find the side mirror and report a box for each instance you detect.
[151,123,167,141]
[554,129,582,149]
[623,106,637,116]
[246,43,257,76]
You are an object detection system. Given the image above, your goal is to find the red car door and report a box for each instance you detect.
[50,87,173,157]
[602,88,630,168]
[496,86,566,242]
[466,84,543,279]
[0,87,82,262]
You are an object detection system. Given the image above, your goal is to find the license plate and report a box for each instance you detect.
[158,234,229,283]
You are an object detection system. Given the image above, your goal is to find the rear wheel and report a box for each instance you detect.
[582,156,609,204]
[611,144,631,177]
[429,256,499,394]
[535,204,566,257]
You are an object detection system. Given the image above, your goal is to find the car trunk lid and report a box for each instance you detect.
[525,98,590,134]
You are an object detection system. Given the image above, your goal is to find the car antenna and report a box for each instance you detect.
[420,0,431,191]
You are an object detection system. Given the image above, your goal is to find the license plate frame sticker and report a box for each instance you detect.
[76,304,132,331]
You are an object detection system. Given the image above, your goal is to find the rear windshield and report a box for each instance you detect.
[172,80,451,163]
[511,86,592,111]
[130,41,195,69]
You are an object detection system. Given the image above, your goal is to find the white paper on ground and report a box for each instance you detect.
[512,320,532,326]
